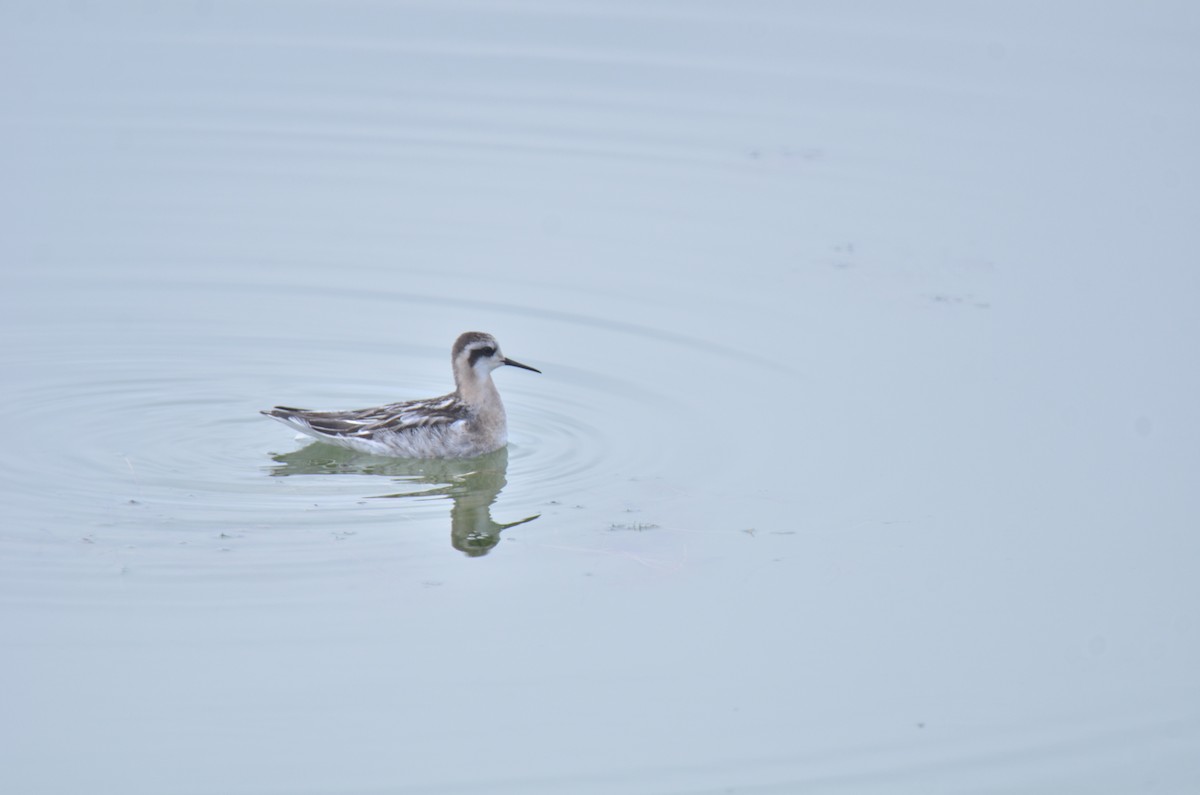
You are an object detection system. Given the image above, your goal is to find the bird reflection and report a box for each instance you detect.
[267,445,537,556]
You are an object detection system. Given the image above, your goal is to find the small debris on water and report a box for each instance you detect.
[609,522,659,532]
[928,292,991,309]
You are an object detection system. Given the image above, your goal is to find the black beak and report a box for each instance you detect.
[503,357,541,374]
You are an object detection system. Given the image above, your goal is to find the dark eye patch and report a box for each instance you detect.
[468,345,496,366]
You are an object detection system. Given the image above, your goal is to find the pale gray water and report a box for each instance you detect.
[3,2,1199,793]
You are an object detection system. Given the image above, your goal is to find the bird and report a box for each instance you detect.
[262,331,540,459]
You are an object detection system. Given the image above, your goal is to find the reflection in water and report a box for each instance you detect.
[268,445,537,556]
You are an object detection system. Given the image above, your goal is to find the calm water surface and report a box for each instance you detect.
[3,2,1199,793]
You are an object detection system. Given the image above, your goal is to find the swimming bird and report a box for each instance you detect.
[262,331,540,458]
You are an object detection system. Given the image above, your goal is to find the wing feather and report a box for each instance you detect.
[263,393,470,440]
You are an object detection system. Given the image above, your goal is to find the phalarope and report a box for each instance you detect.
[262,331,540,459]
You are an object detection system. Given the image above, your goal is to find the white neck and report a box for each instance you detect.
[456,367,504,414]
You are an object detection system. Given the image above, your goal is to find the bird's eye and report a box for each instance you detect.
[478,346,495,357]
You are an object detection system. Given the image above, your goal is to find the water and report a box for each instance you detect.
[3,2,1199,793]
